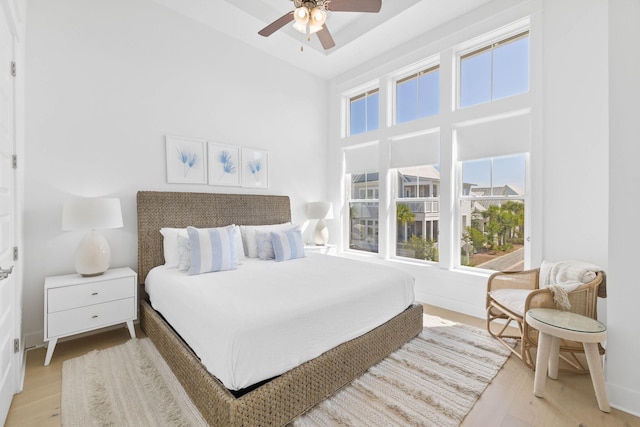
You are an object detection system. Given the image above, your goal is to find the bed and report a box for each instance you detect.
[137,191,423,426]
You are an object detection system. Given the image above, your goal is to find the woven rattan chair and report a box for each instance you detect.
[486,266,605,373]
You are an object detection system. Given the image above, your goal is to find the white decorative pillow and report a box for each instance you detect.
[160,227,188,268]
[255,231,275,260]
[177,234,191,272]
[239,223,293,258]
[187,225,238,275]
[271,229,305,262]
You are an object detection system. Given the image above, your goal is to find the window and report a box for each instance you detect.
[339,21,533,273]
[460,31,529,108]
[395,165,440,262]
[460,154,526,271]
[396,66,440,124]
[349,89,379,135]
[349,172,379,253]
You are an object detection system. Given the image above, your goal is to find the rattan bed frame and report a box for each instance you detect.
[136,191,423,426]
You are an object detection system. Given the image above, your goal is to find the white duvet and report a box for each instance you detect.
[145,253,415,391]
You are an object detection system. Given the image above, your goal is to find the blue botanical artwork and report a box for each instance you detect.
[208,143,241,186]
[247,159,262,181]
[242,148,268,188]
[166,136,207,184]
[177,148,199,178]
[218,151,236,176]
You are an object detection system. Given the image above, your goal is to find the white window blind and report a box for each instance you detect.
[390,132,440,168]
[344,143,379,174]
[457,113,530,161]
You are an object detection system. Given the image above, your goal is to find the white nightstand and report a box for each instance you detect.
[304,244,336,255]
[44,267,137,366]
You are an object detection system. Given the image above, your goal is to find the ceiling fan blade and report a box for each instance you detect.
[316,25,336,50]
[258,12,294,37]
[326,0,382,13]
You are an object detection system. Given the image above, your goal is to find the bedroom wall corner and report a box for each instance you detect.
[22,0,329,348]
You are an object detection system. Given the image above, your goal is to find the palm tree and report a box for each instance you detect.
[396,203,415,242]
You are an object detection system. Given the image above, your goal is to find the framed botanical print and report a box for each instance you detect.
[241,147,268,189]
[165,135,207,184]
[208,142,241,187]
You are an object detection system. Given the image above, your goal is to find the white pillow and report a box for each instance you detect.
[162,225,245,269]
[187,225,237,275]
[255,230,275,260]
[177,234,191,272]
[271,229,305,262]
[239,223,293,258]
[159,228,188,268]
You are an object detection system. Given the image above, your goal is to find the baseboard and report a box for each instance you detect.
[607,382,640,417]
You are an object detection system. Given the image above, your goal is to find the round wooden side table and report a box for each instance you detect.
[526,308,610,413]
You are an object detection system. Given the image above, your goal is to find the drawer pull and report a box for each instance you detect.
[91,292,99,296]
[92,315,98,319]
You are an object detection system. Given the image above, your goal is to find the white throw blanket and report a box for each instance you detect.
[539,260,602,310]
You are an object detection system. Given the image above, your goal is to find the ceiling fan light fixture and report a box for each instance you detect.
[310,7,327,26]
[260,0,381,50]
[294,7,309,24]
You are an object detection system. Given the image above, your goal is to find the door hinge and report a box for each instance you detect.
[13,246,18,261]
[10,61,16,77]
[12,154,17,169]
[14,338,19,353]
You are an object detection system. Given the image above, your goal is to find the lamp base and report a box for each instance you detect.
[75,230,111,276]
[80,271,106,277]
[313,219,329,246]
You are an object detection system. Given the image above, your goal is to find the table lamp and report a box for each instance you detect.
[307,201,334,246]
[62,197,123,276]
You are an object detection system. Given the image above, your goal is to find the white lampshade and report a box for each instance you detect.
[307,202,333,246]
[62,197,123,276]
[306,201,334,220]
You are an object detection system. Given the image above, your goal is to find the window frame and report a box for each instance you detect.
[394,64,441,125]
[457,30,530,109]
[336,16,536,274]
[392,166,441,264]
[456,152,529,272]
[347,88,380,136]
[347,172,381,254]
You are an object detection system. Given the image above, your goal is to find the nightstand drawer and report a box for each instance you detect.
[47,297,135,338]
[47,276,134,313]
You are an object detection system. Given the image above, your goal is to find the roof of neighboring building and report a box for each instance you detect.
[397,165,441,182]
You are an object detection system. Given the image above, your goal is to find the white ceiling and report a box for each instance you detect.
[151,0,492,80]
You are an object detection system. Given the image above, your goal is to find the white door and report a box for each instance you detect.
[0,0,19,423]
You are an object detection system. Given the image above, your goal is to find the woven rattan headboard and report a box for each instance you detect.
[136,191,291,285]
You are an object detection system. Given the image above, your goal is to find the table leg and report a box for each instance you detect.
[44,338,57,366]
[126,321,136,339]
[534,331,553,397]
[583,342,611,413]
[548,336,560,380]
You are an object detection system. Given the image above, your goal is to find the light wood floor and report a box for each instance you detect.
[5,306,639,427]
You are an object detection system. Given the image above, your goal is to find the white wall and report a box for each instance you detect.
[542,0,609,268]
[607,0,640,416]
[23,0,328,347]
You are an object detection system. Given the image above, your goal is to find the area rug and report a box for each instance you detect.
[61,315,511,427]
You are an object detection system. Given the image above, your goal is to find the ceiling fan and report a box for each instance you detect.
[258,0,382,50]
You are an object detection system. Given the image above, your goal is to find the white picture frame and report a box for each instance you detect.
[208,142,241,187]
[165,135,207,184]
[241,147,269,189]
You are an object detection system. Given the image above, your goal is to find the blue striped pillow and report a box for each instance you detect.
[270,229,305,262]
[187,225,238,275]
